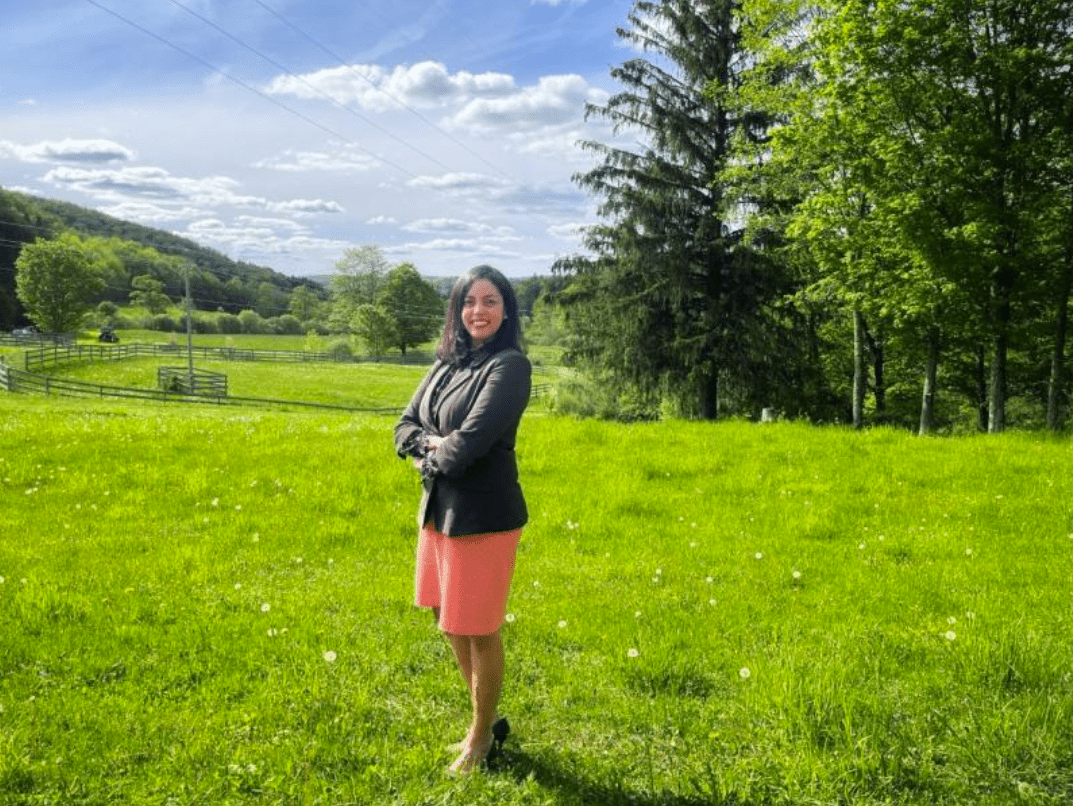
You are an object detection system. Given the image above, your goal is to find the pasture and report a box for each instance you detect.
[1,354,1071,805]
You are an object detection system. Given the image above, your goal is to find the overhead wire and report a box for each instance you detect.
[162,0,456,175]
[81,0,419,180]
[248,0,513,181]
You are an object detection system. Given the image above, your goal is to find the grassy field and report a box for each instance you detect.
[1,388,1072,805]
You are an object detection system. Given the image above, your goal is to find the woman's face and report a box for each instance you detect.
[461,278,505,346]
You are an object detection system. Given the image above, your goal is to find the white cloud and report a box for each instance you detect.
[446,74,608,135]
[405,172,509,194]
[532,0,586,5]
[265,61,516,112]
[402,218,515,237]
[42,164,342,217]
[1,138,134,164]
[366,215,398,225]
[254,147,380,173]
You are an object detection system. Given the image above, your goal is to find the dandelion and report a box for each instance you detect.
[754,552,763,560]
[323,650,337,663]
[211,498,219,507]
[252,533,260,542]
[294,557,303,564]
[234,583,242,590]
[627,648,640,658]
[532,580,540,587]
[558,620,567,628]
[945,631,956,641]
[235,505,242,511]
[0,576,4,584]
[858,542,866,550]
[655,568,662,576]
[709,598,717,606]
[705,576,714,583]
[792,570,802,580]
[739,667,751,680]
[948,616,957,625]
[261,603,271,613]
[965,548,973,556]
[634,610,642,618]
[267,628,278,637]
[505,613,516,623]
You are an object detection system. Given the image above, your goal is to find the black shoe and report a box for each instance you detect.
[487,717,510,763]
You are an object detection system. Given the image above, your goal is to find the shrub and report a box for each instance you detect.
[151,314,177,332]
[270,315,304,335]
[326,340,353,360]
[218,313,242,334]
[237,310,266,334]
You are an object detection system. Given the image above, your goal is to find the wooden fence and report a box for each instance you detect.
[18,341,432,372]
[1,342,556,411]
[0,359,400,413]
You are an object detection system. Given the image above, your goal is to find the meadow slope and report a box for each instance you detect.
[1,393,1071,805]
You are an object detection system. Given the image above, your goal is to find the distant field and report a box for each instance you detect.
[2,390,1071,805]
[51,356,430,410]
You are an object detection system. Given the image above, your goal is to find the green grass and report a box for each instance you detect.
[1,392,1072,805]
[51,356,429,410]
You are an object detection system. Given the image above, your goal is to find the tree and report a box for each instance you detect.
[129,274,172,314]
[330,245,389,331]
[288,284,323,325]
[351,303,396,359]
[557,0,786,418]
[15,234,108,333]
[378,263,443,355]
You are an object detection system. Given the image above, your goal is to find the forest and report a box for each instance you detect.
[553,0,1073,434]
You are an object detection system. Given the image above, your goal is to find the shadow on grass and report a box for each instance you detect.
[494,748,749,806]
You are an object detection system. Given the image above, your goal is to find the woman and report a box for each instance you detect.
[395,265,531,774]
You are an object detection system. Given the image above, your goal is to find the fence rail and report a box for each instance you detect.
[0,360,400,413]
[0,332,74,347]
[19,341,432,372]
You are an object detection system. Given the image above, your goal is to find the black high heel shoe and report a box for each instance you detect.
[487,717,510,763]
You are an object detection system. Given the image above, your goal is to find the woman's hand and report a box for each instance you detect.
[413,435,444,471]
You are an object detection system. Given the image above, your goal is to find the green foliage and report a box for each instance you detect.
[378,263,443,355]
[559,0,792,420]
[129,274,172,314]
[1,395,1072,804]
[15,233,108,332]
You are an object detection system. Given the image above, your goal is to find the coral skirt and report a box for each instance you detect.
[414,524,522,636]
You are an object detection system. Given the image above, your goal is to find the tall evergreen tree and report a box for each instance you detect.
[558,0,784,419]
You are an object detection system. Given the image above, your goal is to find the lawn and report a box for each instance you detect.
[1,391,1071,805]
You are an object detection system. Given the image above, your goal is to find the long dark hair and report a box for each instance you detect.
[436,265,523,363]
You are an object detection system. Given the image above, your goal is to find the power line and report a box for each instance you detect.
[162,0,456,175]
[81,0,419,180]
[248,0,512,181]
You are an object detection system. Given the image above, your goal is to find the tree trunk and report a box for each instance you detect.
[699,367,719,420]
[988,275,1012,434]
[852,306,867,429]
[919,325,940,436]
[1046,259,1072,432]
[974,346,988,431]
[864,322,885,415]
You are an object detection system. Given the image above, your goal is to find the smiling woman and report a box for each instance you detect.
[395,264,530,774]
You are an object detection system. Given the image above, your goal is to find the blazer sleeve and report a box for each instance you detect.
[394,362,439,458]
[431,350,531,479]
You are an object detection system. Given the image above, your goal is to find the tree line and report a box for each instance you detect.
[555,0,1073,433]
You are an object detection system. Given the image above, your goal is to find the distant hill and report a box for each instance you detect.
[0,187,321,329]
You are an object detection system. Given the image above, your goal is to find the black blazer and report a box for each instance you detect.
[395,348,531,537]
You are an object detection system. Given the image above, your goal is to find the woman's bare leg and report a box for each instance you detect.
[449,629,504,773]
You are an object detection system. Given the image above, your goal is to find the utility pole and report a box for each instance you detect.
[184,261,194,386]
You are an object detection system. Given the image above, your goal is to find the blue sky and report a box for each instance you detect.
[0,0,640,278]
